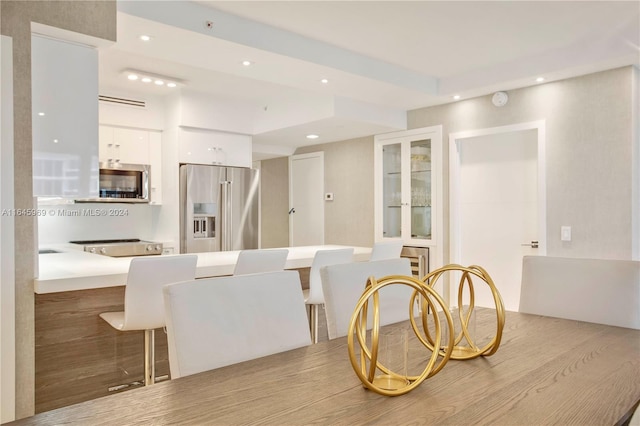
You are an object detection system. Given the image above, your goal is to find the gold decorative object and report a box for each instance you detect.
[421,264,505,360]
[347,275,454,396]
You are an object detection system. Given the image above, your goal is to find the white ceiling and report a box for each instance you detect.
[98,1,640,158]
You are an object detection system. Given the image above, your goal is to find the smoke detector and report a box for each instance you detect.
[492,91,509,107]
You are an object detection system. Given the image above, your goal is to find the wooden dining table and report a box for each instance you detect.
[10,309,640,425]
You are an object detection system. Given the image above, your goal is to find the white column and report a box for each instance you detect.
[1,34,17,423]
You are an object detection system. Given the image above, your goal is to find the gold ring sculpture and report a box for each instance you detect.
[421,264,505,360]
[347,275,454,396]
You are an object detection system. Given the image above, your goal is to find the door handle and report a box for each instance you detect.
[288,208,295,214]
[521,241,539,248]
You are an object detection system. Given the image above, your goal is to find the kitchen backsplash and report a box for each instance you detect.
[37,202,157,245]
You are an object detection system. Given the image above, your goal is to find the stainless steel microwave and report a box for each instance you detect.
[77,163,150,203]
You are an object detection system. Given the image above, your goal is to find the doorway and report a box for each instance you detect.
[289,152,324,246]
[449,121,546,311]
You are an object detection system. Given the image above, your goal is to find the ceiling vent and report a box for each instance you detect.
[98,95,146,108]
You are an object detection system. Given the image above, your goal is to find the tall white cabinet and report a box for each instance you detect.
[31,34,99,198]
[374,126,442,263]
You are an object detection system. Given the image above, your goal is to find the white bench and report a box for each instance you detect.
[519,256,640,329]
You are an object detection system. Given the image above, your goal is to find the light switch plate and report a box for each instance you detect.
[561,226,571,242]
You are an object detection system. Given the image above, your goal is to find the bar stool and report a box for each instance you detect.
[233,249,289,275]
[304,248,353,343]
[100,255,197,387]
[369,240,403,261]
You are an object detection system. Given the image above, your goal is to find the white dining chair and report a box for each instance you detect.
[99,254,198,387]
[163,270,311,379]
[519,256,640,329]
[233,248,289,275]
[305,248,354,343]
[369,240,404,261]
[320,258,413,339]
[630,403,640,426]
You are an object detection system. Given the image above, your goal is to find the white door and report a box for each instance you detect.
[289,152,324,246]
[451,125,545,311]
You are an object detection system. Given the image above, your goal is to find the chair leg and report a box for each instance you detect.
[144,329,155,386]
[314,305,319,344]
[309,304,319,344]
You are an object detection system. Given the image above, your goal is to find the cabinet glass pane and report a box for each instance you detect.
[382,143,401,238]
[410,139,431,240]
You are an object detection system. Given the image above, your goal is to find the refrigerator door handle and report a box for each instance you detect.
[226,181,233,251]
[220,180,232,251]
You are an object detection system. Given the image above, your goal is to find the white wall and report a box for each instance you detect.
[409,66,636,261]
[294,136,375,247]
[36,203,158,245]
[98,91,165,130]
[178,90,258,134]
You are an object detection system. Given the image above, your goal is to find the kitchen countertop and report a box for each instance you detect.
[34,245,372,294]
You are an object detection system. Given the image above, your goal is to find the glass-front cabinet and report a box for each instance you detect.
[382,143,402,238]
[375,126,442,248]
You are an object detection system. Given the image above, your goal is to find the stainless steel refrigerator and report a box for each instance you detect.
[179,164,259,253]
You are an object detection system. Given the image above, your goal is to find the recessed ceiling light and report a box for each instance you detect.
[140,35,151,42]
[320,78,329,84]
[167,82,177,88]
[141,77,152,83]
[127,74,139,81]
[154,80,164,86]
[242,60,252,66]
[38,112,45,116]
[306,134,319,139]
[453,95,461,100]
[536,77,545,83]
[53,139,59,143]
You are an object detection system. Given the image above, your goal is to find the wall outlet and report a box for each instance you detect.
[560,226,571,242]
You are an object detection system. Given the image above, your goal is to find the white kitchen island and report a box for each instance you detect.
[35,245,372,294]
[33,245,371,413]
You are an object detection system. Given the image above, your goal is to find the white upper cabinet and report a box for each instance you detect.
[113,128,150,165]
[98,125,114,164]
[178,127,252,168]
[374,126,442,248]
[32,34,99,198]
[99,126,150,166]
[99,125,162,204]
